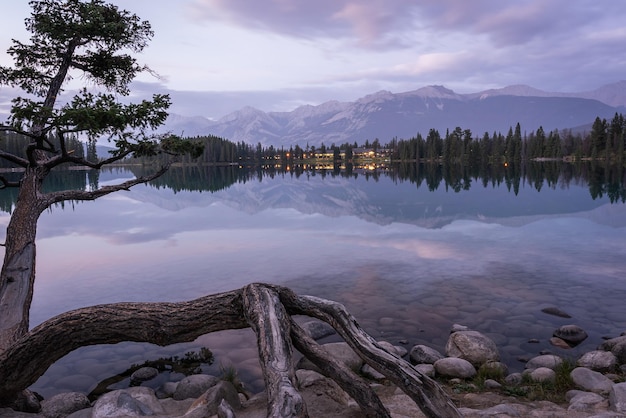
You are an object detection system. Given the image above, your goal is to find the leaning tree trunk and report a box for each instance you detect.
[0,168,48,353]
[0,283,462,418]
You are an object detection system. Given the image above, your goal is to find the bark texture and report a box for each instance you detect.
[0,168,48,352]
[0,283,462,418]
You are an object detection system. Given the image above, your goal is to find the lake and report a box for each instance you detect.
[1,163,625,398]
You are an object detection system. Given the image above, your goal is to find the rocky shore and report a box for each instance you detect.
[2,314,626,418]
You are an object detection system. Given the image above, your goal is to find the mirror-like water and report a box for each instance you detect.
[1,165,625,397]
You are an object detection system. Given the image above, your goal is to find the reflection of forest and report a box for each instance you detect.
[0,162,624,214]
[133,161,626,204]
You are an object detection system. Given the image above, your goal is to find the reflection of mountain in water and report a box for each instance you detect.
[124,165,625,229]
[2,164,624,228]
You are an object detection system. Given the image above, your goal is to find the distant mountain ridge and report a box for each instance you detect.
[161,81,626,147]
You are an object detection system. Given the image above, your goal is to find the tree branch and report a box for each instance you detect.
[0,284,462,418]
[289,319,391,418]
[0,125,38,140]
[242,284,306,418]
[0,289,247,402]
[42,165,170,206]
[276,286,463,418]
[43,148,133,170]
[0,150,29,168]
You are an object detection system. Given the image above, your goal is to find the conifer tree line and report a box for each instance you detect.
[2,113,624,169]
[134,113,626,166]
[390,113,625,164]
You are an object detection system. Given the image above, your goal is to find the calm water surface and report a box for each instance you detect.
[1,167,625,397]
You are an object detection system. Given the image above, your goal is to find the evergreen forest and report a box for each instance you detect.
[2,114,625,168]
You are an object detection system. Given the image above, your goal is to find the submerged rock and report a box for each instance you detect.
[553,324,588,346]
[541,307,572,318]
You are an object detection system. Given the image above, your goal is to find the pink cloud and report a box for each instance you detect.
[186,0,623,50]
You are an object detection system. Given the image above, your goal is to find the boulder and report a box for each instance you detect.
[576,350,617,372]
[409,344,444,365]
[570,367,613,394]
[7,389,41,413]
[298,374,354,416]
[609,382,626,413]
[92,387,165,417]
[525,354,563,370]
[478,361,508,378]
[599,335,626,352]
[129,367,158,383]
[528,367,556,383]
[300,320,336,340]
[567,391,607,412]
[610,341,626,364]
[483,379,502,389]
[504,372,522,385]
[445,331,499,367]
[599,336,626,364]
[173,374,219,401]
[434,357,477,379]
[155,381,178,399]
[553,325,588,346]
[41,392,90,418]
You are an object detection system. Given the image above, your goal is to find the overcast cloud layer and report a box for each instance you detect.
[1,1,625,118]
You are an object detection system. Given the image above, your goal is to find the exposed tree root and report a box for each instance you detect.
[0,283,462,418]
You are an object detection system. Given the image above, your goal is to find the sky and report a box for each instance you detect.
[1,0,626,119]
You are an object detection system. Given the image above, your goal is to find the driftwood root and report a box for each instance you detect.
[0,283,461,418]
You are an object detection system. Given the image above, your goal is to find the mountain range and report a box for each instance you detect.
[160,81,626,147]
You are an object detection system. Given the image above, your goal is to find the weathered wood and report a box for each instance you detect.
[0,289,247,402]
[275,286,463,418]
[0,283,462,418]
[289,319,391,418]
[242,284,307,418]
[217,399,236,418]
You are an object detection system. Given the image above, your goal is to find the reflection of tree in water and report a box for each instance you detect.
[1,162,624,214]
[587,162,626,203]
[87,347,214,401]
[0,170,89,213]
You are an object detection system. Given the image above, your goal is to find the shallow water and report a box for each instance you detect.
[1,169,624,398]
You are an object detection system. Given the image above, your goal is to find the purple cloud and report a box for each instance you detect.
[187,0,626,51]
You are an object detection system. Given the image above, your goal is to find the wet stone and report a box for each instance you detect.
[553,324,588,345]
[130,367,158,383]
[541,307,572,318]
[550,337,572,349]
